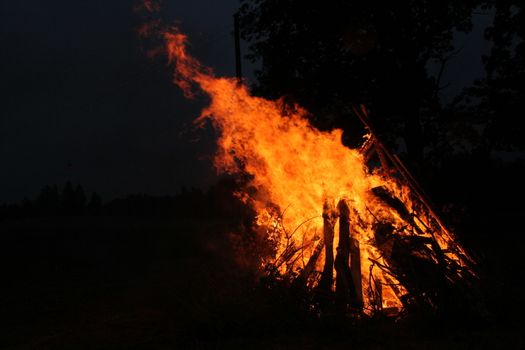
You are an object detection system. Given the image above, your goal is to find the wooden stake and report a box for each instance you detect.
[350,230,364,308]
[318,199,337,292]
[335,199,361,310]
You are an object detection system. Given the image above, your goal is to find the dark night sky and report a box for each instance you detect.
[0,1,490,203]
[0,0,250,203]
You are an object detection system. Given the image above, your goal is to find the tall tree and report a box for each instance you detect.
[87,192,102,215]
[61,182,75,215]
[239,0,481,168]
[74,185,87,214]
[457,1,524,152]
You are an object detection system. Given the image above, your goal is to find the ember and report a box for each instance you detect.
[164,29,476,316]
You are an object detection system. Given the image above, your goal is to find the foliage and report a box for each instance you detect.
[238,0,482,164]
[455,1,525,151]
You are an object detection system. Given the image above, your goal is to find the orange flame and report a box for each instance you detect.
[163,29,474,314]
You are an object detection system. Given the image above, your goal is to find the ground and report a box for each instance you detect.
[1,216,523,349]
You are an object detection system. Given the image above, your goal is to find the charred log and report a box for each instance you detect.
[371,186,424,235]
[372,221,453,311]
[371,186,451,271]
[335,199,362,311]
[317,200,337,292]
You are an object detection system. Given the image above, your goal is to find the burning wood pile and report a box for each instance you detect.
[162,29,478,317]
[290,106,478,316]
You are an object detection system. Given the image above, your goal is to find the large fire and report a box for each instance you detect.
[164,29,475,315]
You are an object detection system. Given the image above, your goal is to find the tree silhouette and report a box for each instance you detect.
[74,185,87,214]
[87,192,102,215]
[36,185,60,215]
[457,2,524,152]
[239,0,482,169]
[61,182,76,215]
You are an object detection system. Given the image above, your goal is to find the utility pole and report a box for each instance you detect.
[233,12,243,84]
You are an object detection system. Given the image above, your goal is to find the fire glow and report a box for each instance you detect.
[164,29,475,315]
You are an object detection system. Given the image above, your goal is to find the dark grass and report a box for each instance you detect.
[0,213,524,349]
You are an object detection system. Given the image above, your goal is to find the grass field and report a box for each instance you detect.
[1,215,523,349]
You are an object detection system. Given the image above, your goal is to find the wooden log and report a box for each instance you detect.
[371,187,415,229]
[349,231,364,308]
[376,146,391,173]
[297,238,324,283]
[360,135,375,160]
[374,277,383,312]
[318,200,337,292]
[371,186,451,271]
[335,199,361,310]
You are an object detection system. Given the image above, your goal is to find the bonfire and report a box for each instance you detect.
[163,28,478,316]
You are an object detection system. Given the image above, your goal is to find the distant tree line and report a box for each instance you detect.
[0,179,253,224]
[0,182,102,219]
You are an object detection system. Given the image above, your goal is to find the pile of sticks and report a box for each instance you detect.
[290,106,479,315]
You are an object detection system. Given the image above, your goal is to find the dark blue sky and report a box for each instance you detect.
[0,0,249,203]
[0,1,491,203]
